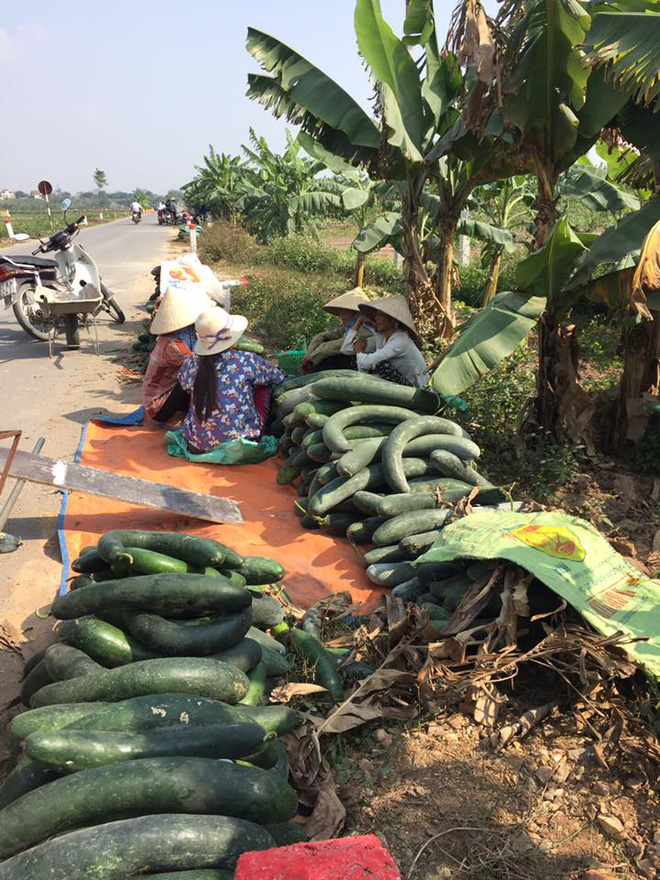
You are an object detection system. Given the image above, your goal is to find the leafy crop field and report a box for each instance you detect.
[0,210,126,242]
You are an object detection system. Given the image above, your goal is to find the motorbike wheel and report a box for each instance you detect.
[12,281,51,342]
[63,313,80,349]
[101,283,126,323]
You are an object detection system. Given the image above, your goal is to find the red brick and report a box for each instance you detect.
[235,834,401,879]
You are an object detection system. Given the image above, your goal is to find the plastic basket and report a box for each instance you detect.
[277,348,306,377]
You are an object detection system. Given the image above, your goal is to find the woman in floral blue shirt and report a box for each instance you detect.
[178,307,284,454]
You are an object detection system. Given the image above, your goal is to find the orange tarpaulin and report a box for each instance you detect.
[60,421,383,611]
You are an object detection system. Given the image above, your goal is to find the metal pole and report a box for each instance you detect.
[0,437,45,532]
[45,193,52,225]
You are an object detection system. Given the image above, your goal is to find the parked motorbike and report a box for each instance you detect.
[0,204,125,347]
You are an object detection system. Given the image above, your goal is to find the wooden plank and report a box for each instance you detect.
[0,447,243,525]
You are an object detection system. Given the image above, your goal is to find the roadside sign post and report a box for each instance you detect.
[3,219,14,239]
[190,222,197,254]
[37,180,54,226]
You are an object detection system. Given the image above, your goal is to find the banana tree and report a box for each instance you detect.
[240,128,341,241]
[432,195,660,446]
[352,187,516,274]
[183,148,253,223]
[298,131,395,285]
[246,1,513,338]
[468,176,535,304]
[450,0,634,437]
[581,1,660,448]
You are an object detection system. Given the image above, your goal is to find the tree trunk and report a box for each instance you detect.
[434,223,456,339]
[531,159,557,251]
[610,311,660,451]
[529,158,593,443]
[354,250,365,288]
[536,316,595,451]
[399,183,442,337]
[481,248,503,306]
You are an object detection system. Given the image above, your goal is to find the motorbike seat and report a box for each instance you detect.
[0,254,58,269]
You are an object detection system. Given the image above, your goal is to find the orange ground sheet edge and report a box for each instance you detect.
[61,421,384,612]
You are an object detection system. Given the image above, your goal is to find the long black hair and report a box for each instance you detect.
[192,353,223,421]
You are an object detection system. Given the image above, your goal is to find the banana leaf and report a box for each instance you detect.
[342,188,371,211]
[568,197,660,290]
[431,291,546,397]
[457,217,515,251]
[297,132,360,176]
[246,28,380,165]
[289,191,342,213]
[354,0,428,161]
[559,165,640,213]
[516,217,589,307]
[584,6,660,108]
[353,212,402,253]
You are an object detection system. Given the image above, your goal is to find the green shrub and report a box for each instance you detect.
[199,223,405,294]
[462,340,589,502]
[462,343,535,474]
[199,221,259,264]
[454,259,518,309]
[231,267,347,350]
[265,235,347,275]
[264,234,404,291]
[364,257,406,293]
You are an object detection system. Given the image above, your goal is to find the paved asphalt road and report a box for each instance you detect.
[0,216,172,442]
[0,216,174,629]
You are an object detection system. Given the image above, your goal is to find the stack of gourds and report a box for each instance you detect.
[273,371,523,621]
[0,530,305,879]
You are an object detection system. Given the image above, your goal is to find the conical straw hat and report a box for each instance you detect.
[194,307,249,356]
[358,295,420,339]
[150,286,213,335]
[323,287,369,315]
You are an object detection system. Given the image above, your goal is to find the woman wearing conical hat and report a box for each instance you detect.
[142,286,213,422]
[347,295,429,388]
[302,287,375,373]
[177,307,285,454]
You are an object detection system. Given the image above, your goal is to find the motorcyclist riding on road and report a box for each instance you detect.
[131,199,143,219]
[165,198,177,222]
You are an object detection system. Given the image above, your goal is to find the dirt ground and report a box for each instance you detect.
[327,699,659,880]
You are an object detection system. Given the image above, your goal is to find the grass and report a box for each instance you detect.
[232,265,343,350]
[0,211,127,241]
[201,221,406,350]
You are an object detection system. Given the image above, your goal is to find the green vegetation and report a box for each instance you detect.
[93,167,108,212]
[200,223,404,349]
[185,0,660,475]
[185,130,342,244]
[0,211,126,241]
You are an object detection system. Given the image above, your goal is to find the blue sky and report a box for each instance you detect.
[0,0,496,194]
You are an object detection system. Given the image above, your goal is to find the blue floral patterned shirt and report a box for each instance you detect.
[178,351,284,451]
